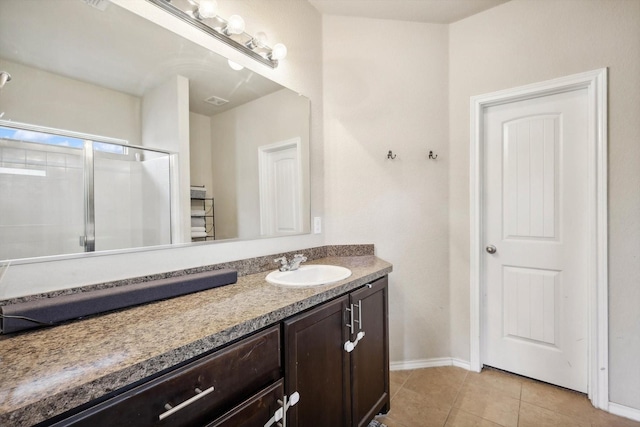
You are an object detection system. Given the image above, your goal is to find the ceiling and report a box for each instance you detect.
[307,0,509,24]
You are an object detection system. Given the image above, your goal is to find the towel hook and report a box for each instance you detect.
[387,150,397,160]
[428,150,438,160]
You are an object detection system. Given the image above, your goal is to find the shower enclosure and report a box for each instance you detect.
[0,122,173,261]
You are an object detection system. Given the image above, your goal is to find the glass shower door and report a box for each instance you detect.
[0,132,85,260]
[0,123,174,261]
[93,143,172,252]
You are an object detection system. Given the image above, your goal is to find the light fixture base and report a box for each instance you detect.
[147,0,279,68]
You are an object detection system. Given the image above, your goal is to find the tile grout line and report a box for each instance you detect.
[441,368,470,426]
[391,370,412,400]
[516,380,522,427]
[381,370,414,427]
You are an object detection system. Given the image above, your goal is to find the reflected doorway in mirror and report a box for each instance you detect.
[259,138,303,237]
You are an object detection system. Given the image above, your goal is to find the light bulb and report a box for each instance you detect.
[224,15,245,35]
[196,0,217,19]
[270,43,287,61]
[227,60,244,71]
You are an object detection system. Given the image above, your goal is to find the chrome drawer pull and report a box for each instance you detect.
[159,386,215,421]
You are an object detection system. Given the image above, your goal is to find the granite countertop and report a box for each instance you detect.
[0,255,392,426]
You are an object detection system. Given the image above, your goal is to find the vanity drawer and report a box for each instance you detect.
[206,379,284,427]
[53,325,281,427]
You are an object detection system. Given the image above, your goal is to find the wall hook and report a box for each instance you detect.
[387,150,397,160]
[428,150,438,160]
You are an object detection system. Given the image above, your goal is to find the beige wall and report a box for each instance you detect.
[204,89,310,240]
[449,0,640,409]
[323,16,451,363]
[209,111,239,240]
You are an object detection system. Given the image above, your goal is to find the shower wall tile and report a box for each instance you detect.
[45,165,67,179]
[26,150,47,166]
[45,152,66,167]
[2,147,26,164]
[65,152,83,168]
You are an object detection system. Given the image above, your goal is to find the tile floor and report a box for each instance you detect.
[374,366,640,427]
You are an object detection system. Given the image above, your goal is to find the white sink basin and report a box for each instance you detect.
[266,265,352,287]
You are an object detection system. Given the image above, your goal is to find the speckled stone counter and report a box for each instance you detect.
[0,251,392,426]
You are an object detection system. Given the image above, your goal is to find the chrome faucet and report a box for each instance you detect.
[274,254,307,272]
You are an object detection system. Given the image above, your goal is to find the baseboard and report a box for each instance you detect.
[390,357,471,371]
[609,402,640,422]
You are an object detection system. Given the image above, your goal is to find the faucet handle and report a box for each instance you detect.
[274,256,290,272]
[292,254,307,261]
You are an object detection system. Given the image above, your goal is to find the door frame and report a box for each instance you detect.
[469,68,608,408]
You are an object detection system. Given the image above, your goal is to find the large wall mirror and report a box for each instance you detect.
[0,0,311,264]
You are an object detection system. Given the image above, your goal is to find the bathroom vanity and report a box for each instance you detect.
[0,248,391,427]
[285,276,389,427]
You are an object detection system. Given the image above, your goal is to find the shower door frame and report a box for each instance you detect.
[0,119,175,256]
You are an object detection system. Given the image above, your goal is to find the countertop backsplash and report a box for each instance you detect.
[0,244,374,307]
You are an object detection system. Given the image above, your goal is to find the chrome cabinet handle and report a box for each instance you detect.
[486,245,497,254]
[346,303,355,335]
[345,299,364,353]
[159,386,214,421]
[348,300,363,332]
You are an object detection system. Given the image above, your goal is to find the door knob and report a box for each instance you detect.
[486,245,497,254]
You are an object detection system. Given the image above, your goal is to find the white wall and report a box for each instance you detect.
[140,155,172,247]
[449,0,640,410]
[189,112,214,194]
[0,59,141,144]
[0,0,324,299]
[323,16,450,363]
[142,75,191,244]
[93,157,138,251]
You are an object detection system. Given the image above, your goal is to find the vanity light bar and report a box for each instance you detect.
[146,0,286,69]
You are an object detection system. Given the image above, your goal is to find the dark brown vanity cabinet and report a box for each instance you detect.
[42,275,390,427]
[350,278,391,426]
[49,325,282,427]
[284,276,390,427]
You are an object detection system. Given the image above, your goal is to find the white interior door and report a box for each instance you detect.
[259,138,302,236]
[482,88,589,392]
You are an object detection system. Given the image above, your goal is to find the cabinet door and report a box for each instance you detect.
[350,276,390,427]
[284,295,351,427]
[206,380,283,427]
